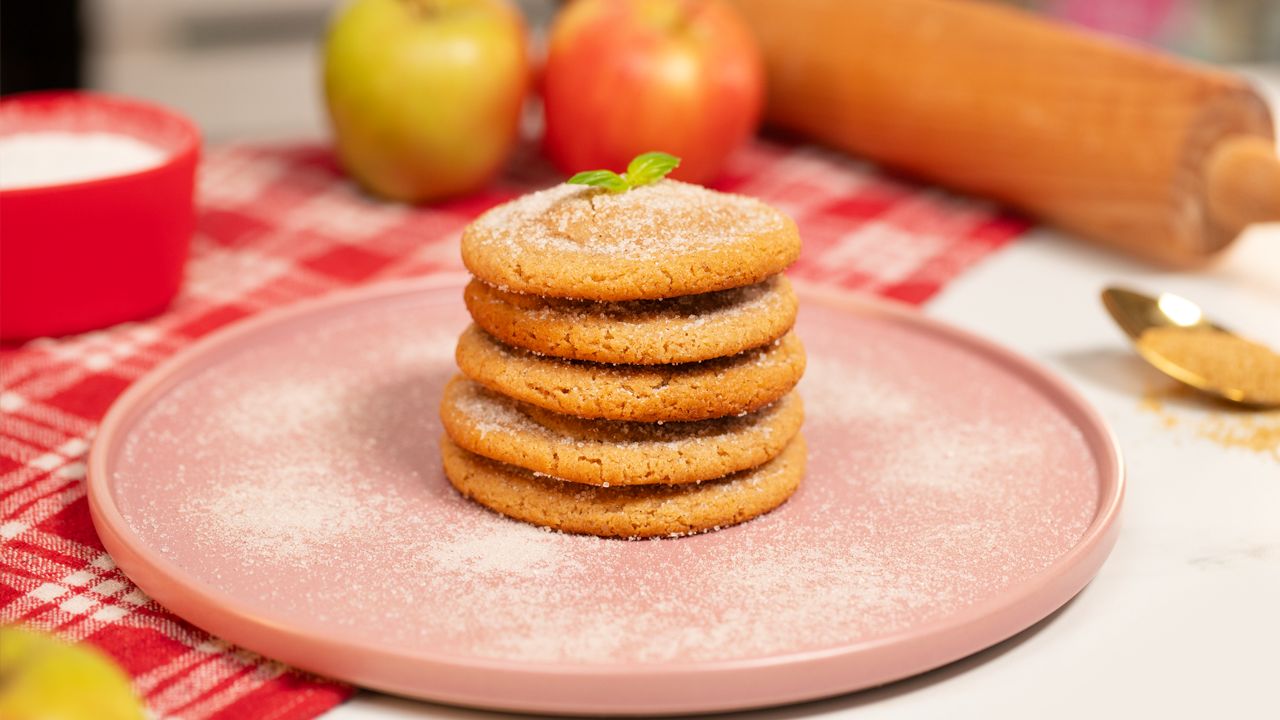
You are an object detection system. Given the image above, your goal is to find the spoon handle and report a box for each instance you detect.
[1207,135,1280,233]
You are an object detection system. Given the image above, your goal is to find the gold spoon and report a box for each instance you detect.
[1101,286,1280,408]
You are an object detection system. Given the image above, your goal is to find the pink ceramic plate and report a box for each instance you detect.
[88,276,1123,716]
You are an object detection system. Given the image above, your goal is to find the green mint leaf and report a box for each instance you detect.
[567,152,681,193]
[567,169,629,193]
[624,152,681,188]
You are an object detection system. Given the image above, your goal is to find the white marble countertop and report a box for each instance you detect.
[328,78,1280,720]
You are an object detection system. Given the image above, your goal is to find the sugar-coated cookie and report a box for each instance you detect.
[441,435,806,539]
[455,324,806,422]
[441,375,803,485]
[463,275,798,365]
[460,180,800,301]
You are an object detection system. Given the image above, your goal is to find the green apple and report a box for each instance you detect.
[0,626,144,720]
[324,0,530,203]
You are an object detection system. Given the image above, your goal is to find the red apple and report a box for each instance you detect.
[542,0,764,185]
[324,0,529,203]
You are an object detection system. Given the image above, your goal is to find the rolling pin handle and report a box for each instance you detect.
[1206,135,1280,232]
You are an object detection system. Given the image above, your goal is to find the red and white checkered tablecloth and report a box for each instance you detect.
[0,140,1028,719]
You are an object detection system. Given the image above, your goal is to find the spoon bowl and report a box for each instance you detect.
[1101,286,1280,408]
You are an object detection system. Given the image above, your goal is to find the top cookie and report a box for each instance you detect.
[461,180,800,301]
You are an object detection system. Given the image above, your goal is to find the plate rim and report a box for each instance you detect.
[87,275,1125,714]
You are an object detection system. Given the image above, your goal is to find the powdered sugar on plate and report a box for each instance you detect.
[422,521,573,577]
[180,456,383,566]
[110,287,1103,665]
[801,354,918,424]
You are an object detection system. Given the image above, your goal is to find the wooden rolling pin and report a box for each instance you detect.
[731,0,1280,266]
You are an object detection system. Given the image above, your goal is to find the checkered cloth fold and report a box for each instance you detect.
[0,140,1027,719]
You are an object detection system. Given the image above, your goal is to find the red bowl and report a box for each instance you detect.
[0,91,201,341]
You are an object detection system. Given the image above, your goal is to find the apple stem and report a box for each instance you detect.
[401,0,448,19]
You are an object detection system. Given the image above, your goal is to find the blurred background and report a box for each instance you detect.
[3,0,1278,143]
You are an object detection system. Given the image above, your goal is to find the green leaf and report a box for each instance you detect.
[567,169,629,193]
[567,152,682,193]
[624,152,681,188]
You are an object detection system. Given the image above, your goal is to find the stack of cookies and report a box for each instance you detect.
[440,177,806,538]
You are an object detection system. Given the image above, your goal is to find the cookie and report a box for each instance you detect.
[455,324,806,422]
[463,275,798,365]
[441,375,804,486]
[441,434,807,538]
[460,180,801,301]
